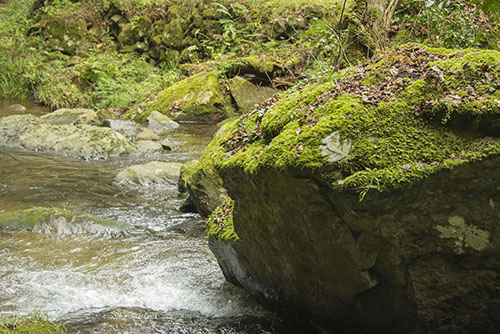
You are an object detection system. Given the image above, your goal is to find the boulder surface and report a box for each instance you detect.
[185,45,500,333]
[0,114,136,159]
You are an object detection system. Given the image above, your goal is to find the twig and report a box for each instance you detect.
[334,0,349,68]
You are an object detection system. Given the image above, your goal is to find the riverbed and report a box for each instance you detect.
[0,100,300,333]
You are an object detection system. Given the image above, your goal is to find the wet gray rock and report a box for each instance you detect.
[160,138,175,151]
[148,110,179,134]
[104,119,159,141]
[0,114,136,159]
[116,161,183,185]
[134,140,164,154]
[41,108,99,126]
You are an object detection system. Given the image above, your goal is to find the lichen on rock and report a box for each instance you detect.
[435,216,490,254]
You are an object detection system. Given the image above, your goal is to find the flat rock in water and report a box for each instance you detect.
[0,114,136,159]
[41,108,99,126]
[0,207,128,237]
[104,119,159,141]
[116,161,183,184]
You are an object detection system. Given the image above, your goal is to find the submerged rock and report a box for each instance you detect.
[8,104,27,112]
[228,76,276,113]
[41,108,99,126]
[116,161,183,185]
[0,207,128,237]
[148,71,225,123]
[0,114,136,159]
[186,45,500,333]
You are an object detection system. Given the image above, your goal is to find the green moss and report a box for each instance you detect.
[261,81,335,137]
[0,312,66,334]
[205,199,239,242]
[147,71,224,123]
[193,45,500,196]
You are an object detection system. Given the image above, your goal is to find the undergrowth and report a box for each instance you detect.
[395,0,499,50]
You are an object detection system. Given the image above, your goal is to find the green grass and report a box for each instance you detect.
[0,0,39,98]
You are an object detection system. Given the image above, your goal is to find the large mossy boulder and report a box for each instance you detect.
[0,114,136,159]
[0,207,128,237]
[185,45,500,333]
[148,71,225,123]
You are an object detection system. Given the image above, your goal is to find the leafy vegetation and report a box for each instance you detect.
[395,0,499,49]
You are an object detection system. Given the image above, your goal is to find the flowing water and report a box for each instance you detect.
[0,100,298,333]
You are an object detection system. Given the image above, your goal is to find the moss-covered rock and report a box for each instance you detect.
[0,312,66,333]
[228,76,276,113]
[0,207,128,237]
[40,18,88,55]
[148,71,225,123]
[0,114,136,159]
[187,45,500,333]
[178,159,199,193]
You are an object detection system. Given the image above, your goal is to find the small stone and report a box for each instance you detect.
[160,138,175,151]
[8,104,27,112]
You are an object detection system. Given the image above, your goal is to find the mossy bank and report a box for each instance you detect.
[185,45,500,333]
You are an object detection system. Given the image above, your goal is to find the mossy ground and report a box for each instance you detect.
[0,312,66,334]
[196,44,500,197]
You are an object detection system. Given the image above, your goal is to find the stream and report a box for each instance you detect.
[0,100,299,333]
